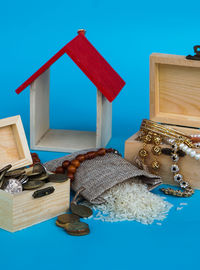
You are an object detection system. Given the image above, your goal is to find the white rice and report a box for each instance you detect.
[83,179,173,225]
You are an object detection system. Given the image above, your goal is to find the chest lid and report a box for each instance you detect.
[150,53,200,128]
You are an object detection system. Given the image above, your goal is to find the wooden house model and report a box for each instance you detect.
[15,30,125,153]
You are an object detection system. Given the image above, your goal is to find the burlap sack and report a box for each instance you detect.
[44,148,161,204]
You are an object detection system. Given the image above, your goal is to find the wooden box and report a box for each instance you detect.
[0,115,32,170]
[125,53,200,189]
[0,115,70,232]
[0,181,70,232]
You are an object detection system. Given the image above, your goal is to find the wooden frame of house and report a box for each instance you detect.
[15,30,125,153]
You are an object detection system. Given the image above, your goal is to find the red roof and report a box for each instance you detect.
[15,31,125,102]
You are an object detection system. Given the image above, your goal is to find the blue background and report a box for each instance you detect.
[0,1,200,269]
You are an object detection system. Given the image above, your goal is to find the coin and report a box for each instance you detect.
[56,220,66,228]
[29,173,49,181]
[71,203,93,218]
[23,180,45,190]
[57,213,80,224]
[5,168,25,178]
[25,163,46,177]
[26,170,42,177]
[65,221,90,236]
[0,164,12,174]
[48,173,69,183]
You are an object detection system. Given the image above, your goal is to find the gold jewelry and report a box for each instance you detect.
[138,119,194,197]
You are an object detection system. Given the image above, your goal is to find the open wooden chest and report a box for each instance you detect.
[0,115,70,232]
[125,52,200,189]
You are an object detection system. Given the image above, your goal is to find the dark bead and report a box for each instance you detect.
[161,148,172,155]
[67,165,76,174]
[97,148,106,156]
[55,166,65,174]
[31,153,39,157]
[86,151,97,160]
[62,160,71,169]
[71,159,80,168]
[76,154,85,162]
[106,148,114,153]
[177,150,186,157]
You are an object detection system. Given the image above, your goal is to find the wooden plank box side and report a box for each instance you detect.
[0,115,32,170]
[0,181,70,232]
[150,53,200,128]
[124,126,200,190]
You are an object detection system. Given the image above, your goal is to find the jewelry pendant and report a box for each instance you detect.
[151,160,160,170]
[152,145,162,156]
[139,148,148,158]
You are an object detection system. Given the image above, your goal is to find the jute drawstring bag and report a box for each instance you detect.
[44,148,161,204]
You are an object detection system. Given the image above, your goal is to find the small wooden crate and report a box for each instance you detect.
[0,181,70,232]
[0,115,32,170]
[0,115,70,232]
[125,53,200,189]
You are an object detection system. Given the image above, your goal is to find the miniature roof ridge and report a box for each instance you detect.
[15,34,125,102]
[15,42,70,95]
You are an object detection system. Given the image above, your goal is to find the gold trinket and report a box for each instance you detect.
[152,145,162,156]
[151,160,160,170]
[139,148,148,158]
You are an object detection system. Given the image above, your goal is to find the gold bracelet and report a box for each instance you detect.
[137,119,194,198]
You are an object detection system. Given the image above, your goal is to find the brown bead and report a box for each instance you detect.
[62,160,71,169]
[71,159,80,168]
[33,158,40,162]
[31,153,39,157]
[55,166,65,174]
[97,148,106,156]
[76,154,85,162]
[67,165,76,174]
[86,151,97,160]
[67,173,74,181]
[106,148,114,153]
[84,153,90,160]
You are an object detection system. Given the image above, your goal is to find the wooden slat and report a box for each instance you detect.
[30,69,50,148]
[96,90,112,147]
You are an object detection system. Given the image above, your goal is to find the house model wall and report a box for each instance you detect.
[15,30,125,153]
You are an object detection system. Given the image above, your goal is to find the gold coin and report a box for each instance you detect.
[25,163,46,177]
[48,174,68,183]
[71,203,93,218]
[57,213,80,224]
[65,222,90,236]
[5,168,25,178]
[29,173,49,181]
[23,180,45,190]
[56,220,66,228]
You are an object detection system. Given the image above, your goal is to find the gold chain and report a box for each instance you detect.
[138,120,194,197]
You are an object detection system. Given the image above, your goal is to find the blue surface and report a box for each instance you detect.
[0,0,200,269]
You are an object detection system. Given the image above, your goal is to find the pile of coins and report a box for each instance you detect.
[56,200,93,236]
[0,163,68,195]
